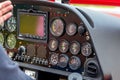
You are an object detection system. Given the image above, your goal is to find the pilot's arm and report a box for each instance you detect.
[0,1,33,80]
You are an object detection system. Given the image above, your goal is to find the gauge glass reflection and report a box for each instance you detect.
[50,18,64,37]
[50,53,59,66]
[6,34,16,49]
[0,33,4,45]
[7,16,16,32]
[49,38,58,51]
[69,56,81,70]
[58,54,69,68]
[81,42,92,57]
[70,41,80,55]
[66,23,77,36]
[59,39,69,53]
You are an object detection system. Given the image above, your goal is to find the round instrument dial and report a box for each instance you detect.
[69,56,81,70]
[66,23,77,36]
[49,38,58,51]
[70,41,80,55]
[6,34,16,49]
[59,39,69,53]
[81,42,92,57]
[50,18,64,37]
[58,54,69,68]
[6,16,16,32]
[0,33,4,45]
[50,53,59,66]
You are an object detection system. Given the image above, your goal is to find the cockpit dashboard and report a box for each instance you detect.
[1,0,120,80]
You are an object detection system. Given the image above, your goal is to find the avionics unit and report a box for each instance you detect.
[17,9,48,43]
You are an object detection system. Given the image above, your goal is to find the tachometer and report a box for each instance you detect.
[6,16,16,32]
[6,34,16,49]
[66,23,77,36]
[0,33,4,45]
[50,18,64,37]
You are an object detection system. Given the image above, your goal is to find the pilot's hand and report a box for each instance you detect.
[0,0,13,25]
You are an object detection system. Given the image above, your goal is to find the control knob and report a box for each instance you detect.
[68,73,82,80]
[18,46,26,55]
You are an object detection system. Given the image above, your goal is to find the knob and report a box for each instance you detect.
[41,59,45,65]
[44,60,48,65]
[38,58,42,64]
[78,25,85,35]
[20,56,25,61]
[14,54,19,60]
[18,46,26,55]
[31,57,36,63]
[68,73,82,80]
[35,58,39,64]
[26,56,31,62]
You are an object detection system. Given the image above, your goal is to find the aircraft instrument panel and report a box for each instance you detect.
[1,0,120,80]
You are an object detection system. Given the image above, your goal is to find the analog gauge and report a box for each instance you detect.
[0,33,4,45]
[6,16,16,32]
[70,41,80,55]
[58,54,69,68]
[6,34,16,49]
[69,56,81,70]
[59,39,69,53]
[81,42,92,57]
[50,53,59,65]
[50,18,64,37]
[0,22,4,30]
[66,23,77,36]
[49,38,58,51]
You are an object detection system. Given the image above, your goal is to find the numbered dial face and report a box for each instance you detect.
[0,33,4,45]
[7,16,16,32]
[81,42,92,57]
[50,18,64,37]
[66,23,77,36]
[6,34,16,49]
[70,41,80,55]
[50,53,59,65]
[59,39,69,53]
[49,38,58,51]
[58,54,69,68]
[69,56,81,70]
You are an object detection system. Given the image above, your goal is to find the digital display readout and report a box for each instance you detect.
[18,10,47,42]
